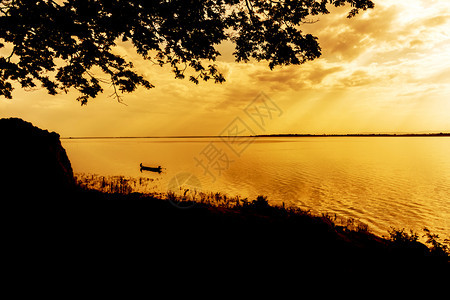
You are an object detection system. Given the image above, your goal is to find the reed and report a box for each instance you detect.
[75,173,155,194]
[73,172,449,259]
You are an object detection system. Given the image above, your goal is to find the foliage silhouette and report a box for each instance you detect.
[1,0,374,104]
[71,175,450,272]
[423,227,450,257]
[388,227,420,245]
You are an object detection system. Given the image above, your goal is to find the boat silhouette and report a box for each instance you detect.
[140,163,162,173]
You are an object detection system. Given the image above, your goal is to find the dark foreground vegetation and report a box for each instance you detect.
[10,183,449,280]
[2,118,449,281]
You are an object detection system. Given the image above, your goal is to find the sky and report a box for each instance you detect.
[1,0,450,137]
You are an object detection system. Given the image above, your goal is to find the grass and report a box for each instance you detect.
[73,173,449,262]
[75,173,157,194]
[19,172,444,277]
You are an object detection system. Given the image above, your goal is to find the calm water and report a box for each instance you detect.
[63,137,450,238]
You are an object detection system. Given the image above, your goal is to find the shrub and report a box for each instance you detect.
[423,227,450,258]
[252,195,270,209]
[388,228,419,245]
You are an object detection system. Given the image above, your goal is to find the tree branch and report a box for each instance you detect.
[109,78,127,106]
[5,46,14,62]
[245,0,254,17]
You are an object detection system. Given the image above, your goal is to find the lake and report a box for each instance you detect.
[62,137,450,239]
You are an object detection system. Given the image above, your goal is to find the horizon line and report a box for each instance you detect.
[61,132,450,139]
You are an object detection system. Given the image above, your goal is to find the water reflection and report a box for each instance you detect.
[63,137,450,238]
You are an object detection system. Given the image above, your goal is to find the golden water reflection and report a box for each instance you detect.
[63,137,450,239]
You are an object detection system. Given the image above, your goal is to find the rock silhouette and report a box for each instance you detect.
[0,118,75,197]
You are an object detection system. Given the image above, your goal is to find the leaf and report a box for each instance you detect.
[0,0,375,102]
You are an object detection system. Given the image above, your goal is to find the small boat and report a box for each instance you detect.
[140,163,162,173]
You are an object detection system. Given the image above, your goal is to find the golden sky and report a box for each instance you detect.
[1,0,450,136]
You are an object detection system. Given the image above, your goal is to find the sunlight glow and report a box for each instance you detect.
[1,0,450,136]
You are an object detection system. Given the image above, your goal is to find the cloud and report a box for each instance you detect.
[419,14,450,27]
[339,70,375,87]
[409,39,424,48]
[304,3,402,62]
[249,63,344,91]
[305,1,449,65]
[3,0,450,136]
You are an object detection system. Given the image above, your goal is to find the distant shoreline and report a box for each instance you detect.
[61,133,450,139]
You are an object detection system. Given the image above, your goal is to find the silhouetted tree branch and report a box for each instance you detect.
[0,0,374,104]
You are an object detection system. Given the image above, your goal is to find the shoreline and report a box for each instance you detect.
[46,185,449,273]
[71,175,450,267]
[74,173,450,242]
[2,118,448,275]
[60,133,450,139]
[6,184,448,278]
